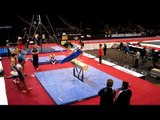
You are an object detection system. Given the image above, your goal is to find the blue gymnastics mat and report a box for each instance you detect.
[31,55,66,65]
[24,46,66,54]
[0,48,8,57]
[35,65,122,105]
[50,46,66,52]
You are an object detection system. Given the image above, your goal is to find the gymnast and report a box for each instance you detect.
[60,41,85,64]
[74,41,85,56]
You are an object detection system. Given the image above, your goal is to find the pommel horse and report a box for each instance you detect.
[70,59,88,82]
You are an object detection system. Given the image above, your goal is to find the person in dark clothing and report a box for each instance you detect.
[152,50,159,68]
[158,50,160,60]
[26,39,30,49]
[31,45,39,70]
[114,81,132,111]
[14,58,32,93]
[123,45,129,62]
[140,47,147,64]
[98,79,116,111]
[119,42,124,51]
[6,44,11,58]
[103,44,107,56]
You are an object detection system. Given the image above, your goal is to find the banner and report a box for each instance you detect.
[110,33,142,38]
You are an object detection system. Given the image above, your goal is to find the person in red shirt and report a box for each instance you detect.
[98,44,103,65]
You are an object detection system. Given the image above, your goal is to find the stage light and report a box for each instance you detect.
[80,35,84,38]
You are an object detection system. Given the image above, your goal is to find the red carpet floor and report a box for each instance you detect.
[2,42,160,105]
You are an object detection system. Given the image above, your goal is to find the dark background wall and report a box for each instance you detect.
[0,1,160,45]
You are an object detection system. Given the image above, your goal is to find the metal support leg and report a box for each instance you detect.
[72,66,84,82]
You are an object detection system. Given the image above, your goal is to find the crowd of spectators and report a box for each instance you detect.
[104,23,146,34]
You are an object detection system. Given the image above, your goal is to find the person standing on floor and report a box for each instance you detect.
[140,47,147,64]
[10,53,18,84]
[18,50,25,69]
[98,44,103,65]
[13,45,19,60]
[15,58,32,93]
[123,45,129,63]
[114,81,132,111]
[98,79,116,111]
[31,45,39,70]
[133,49,140,68]
[103,44,107,56]
[17,37,23,49]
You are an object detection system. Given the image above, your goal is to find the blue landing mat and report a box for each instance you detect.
[0,48,8,57]
[50,46,66,52]
[31,55,66,65]
[35,65,122,105]
[24,46,66,54]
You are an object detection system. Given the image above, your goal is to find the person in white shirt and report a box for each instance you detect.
[134,49,140,68]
